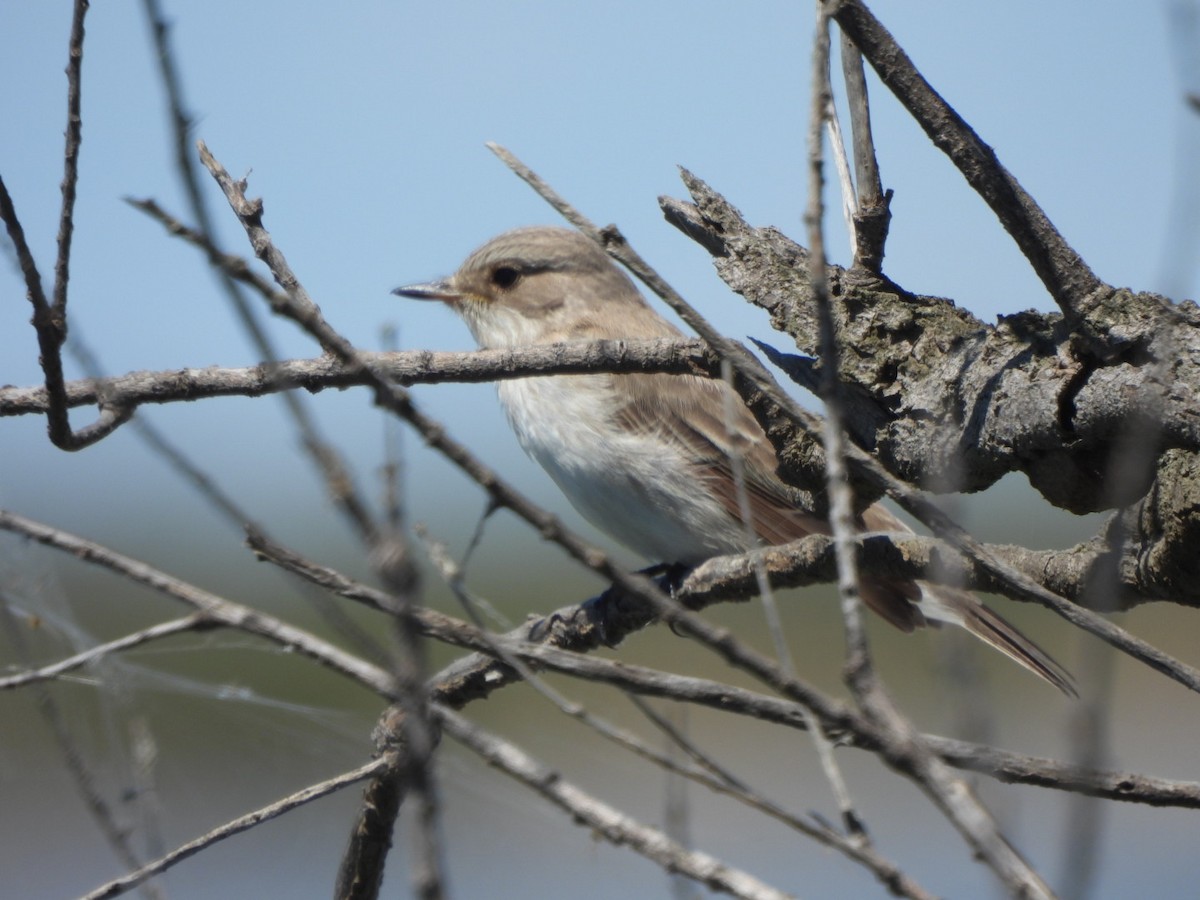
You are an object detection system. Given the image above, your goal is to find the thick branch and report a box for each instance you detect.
[681,530,1187,612]
[661,178,1200,515]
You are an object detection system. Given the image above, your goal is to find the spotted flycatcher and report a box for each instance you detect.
[396,226,1072,694]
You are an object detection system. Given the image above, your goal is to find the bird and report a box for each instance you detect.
[395,226,1074,695]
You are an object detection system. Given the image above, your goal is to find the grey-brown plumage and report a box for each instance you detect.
[396,227,1075,696]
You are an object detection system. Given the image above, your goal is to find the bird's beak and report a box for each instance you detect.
[392,279,462,305]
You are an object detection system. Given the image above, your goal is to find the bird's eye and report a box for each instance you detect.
[490,266,520,289]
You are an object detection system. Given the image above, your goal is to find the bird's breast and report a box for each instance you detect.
[496,375,748,563]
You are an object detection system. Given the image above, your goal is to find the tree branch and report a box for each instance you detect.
[829,0,1105,321]
[661,176,1200,514]
[82,756,390,900]
[0,0,133,450]
[436,708,792,900]
[245,524,1200,811]
[0,341,715,416]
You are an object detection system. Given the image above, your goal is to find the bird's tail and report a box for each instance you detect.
[917,583,1077,697]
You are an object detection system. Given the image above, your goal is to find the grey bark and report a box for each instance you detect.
[661,173,1200,611]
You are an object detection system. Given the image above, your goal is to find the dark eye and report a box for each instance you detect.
[490,266,520,289]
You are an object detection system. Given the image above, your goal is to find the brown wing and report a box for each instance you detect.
[611,371,1072,692]
[612,371,925,631]
[613,372,828,542]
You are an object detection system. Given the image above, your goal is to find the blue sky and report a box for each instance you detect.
[2,3,1198,898]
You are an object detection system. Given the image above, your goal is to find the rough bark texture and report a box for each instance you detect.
[661,173,1200,610]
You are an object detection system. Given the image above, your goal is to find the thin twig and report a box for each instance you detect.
[838,28,890,273]
[136,2,383,547]
[807,0,874,707]
[197,141,455,898]
[0,0,132,450]
[82,756,390,900]
[0,589,167,900]
[436,707,793,900]
[0,340,716,417]
[379,324,406,534]
[0,614,203,690]
[830,0,1106,322]
[823,96,860,249]
[53,0,88,318]
[483,640,1200,807]
[0,510,396,696]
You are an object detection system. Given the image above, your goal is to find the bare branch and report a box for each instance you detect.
[448,638,1200,808]
[243,523,1200,818]
[0,340,715,417]
[0,614,202,690]
[0,510,396,695]
[82,756,390,900]
[436,707,792,900]
[830,0,1105,321]
[663,177,1200,508]
[0,1,136,450]
[135,0,386,549]
[805,7,877,843]
[54,0,89,317]
[235,523,1200,812]
[838,30,892,276]
[0,178,133,449]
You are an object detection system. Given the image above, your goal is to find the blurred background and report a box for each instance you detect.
[2,1,1199,897]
